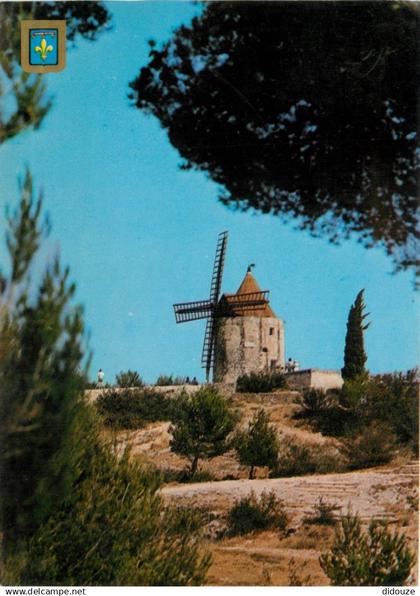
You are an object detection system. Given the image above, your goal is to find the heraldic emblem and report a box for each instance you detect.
[21,20,66,73]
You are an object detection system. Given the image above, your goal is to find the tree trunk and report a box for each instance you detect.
[249,465,255,480]
[190,456,199,477]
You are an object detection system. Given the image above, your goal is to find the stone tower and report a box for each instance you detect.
[213,269,285,385]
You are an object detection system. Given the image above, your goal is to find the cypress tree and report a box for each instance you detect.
[341,290,370,381]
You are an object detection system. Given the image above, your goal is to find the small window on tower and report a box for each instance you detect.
[262,347,268,353]
[269,327,274,336]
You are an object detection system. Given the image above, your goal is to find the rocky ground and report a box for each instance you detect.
[162,461,418,585]
[102,390,419,586]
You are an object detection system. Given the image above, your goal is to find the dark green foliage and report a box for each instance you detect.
[271,437,345,477]
[11,415,210,586]
[227,490,288,536]
[156,374,188,386]
[234,409,279,479]
[236,370,286,393]
[296,370,418,464]
[96,388,173,429]
[5,170,50,283]
[165,505,211,537]
[304,498,341,526]
[338,376,369,411]
[169,386,238,476]
[363,370,419,454]
[85,380,99,389]
[131,2,419,273]
[300,388,332,415]
[336,371,418,454]
[115,369,144,387]
[295,389,355,437]
[320,512,416,586]
[0,171,85,550]
[159,468,216,484]
[1,173,211,586]
[181,470,216,484]
[342,290,369,381]
[0,2,110,144]
[339,422,398,470]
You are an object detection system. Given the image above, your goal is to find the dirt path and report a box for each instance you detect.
[162,461,418,522]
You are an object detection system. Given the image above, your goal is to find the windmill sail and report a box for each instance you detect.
[202,231,228,380]
[201,315,216,380]
[209,231,228,303]
[172,231,230,382]
[173,299,214,323]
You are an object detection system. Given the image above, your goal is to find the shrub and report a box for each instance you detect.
[335,371,419,455]
[236,370,286,393]
[339,421,398,470]
[182,470,216,483]
[156,374,188,386]
[338,376,370,411]
[227,490,288,536]
[304,498,341,526]
[169,387,239,476]
[320,511,415,586]
[234,409,279,479]
[164,505,211,536]
[14,421,211,586]
[295,386,358,437]
[300,388,332,415]
[115,370,144,388]
[96,388,173,429]
[364,371,419,454]
[271,437,345,477]
[0,171,86,553]
[0,173,211,586]
[159,468,216,484]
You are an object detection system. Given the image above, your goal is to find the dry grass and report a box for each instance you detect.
[99,391,419,586]
[205,530,330,585]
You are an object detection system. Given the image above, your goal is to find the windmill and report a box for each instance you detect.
[173,231,271,381]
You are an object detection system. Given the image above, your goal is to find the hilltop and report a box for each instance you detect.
[101,388,419,586]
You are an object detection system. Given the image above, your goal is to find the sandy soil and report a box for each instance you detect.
[100,390,419,586]
[168,462,419,586]
[161,462,418,522]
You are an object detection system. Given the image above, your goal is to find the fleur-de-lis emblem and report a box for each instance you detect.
[35,37,53,61]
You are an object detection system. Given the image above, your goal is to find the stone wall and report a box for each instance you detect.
[285,369,343,391]
[86,384,201,402]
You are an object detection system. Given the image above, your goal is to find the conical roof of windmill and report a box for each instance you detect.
[220,268,276,318]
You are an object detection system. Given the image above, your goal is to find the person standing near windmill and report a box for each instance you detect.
[97,368,105,388]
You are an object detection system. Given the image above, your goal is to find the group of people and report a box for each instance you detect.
[285,358,300,372]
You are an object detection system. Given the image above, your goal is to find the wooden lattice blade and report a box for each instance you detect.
[209,231,228,303]
[173,299,214,323]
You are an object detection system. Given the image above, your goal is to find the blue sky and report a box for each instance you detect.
[1,1,418,383]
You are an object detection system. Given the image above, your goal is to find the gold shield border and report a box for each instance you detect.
[21,20,66,73]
